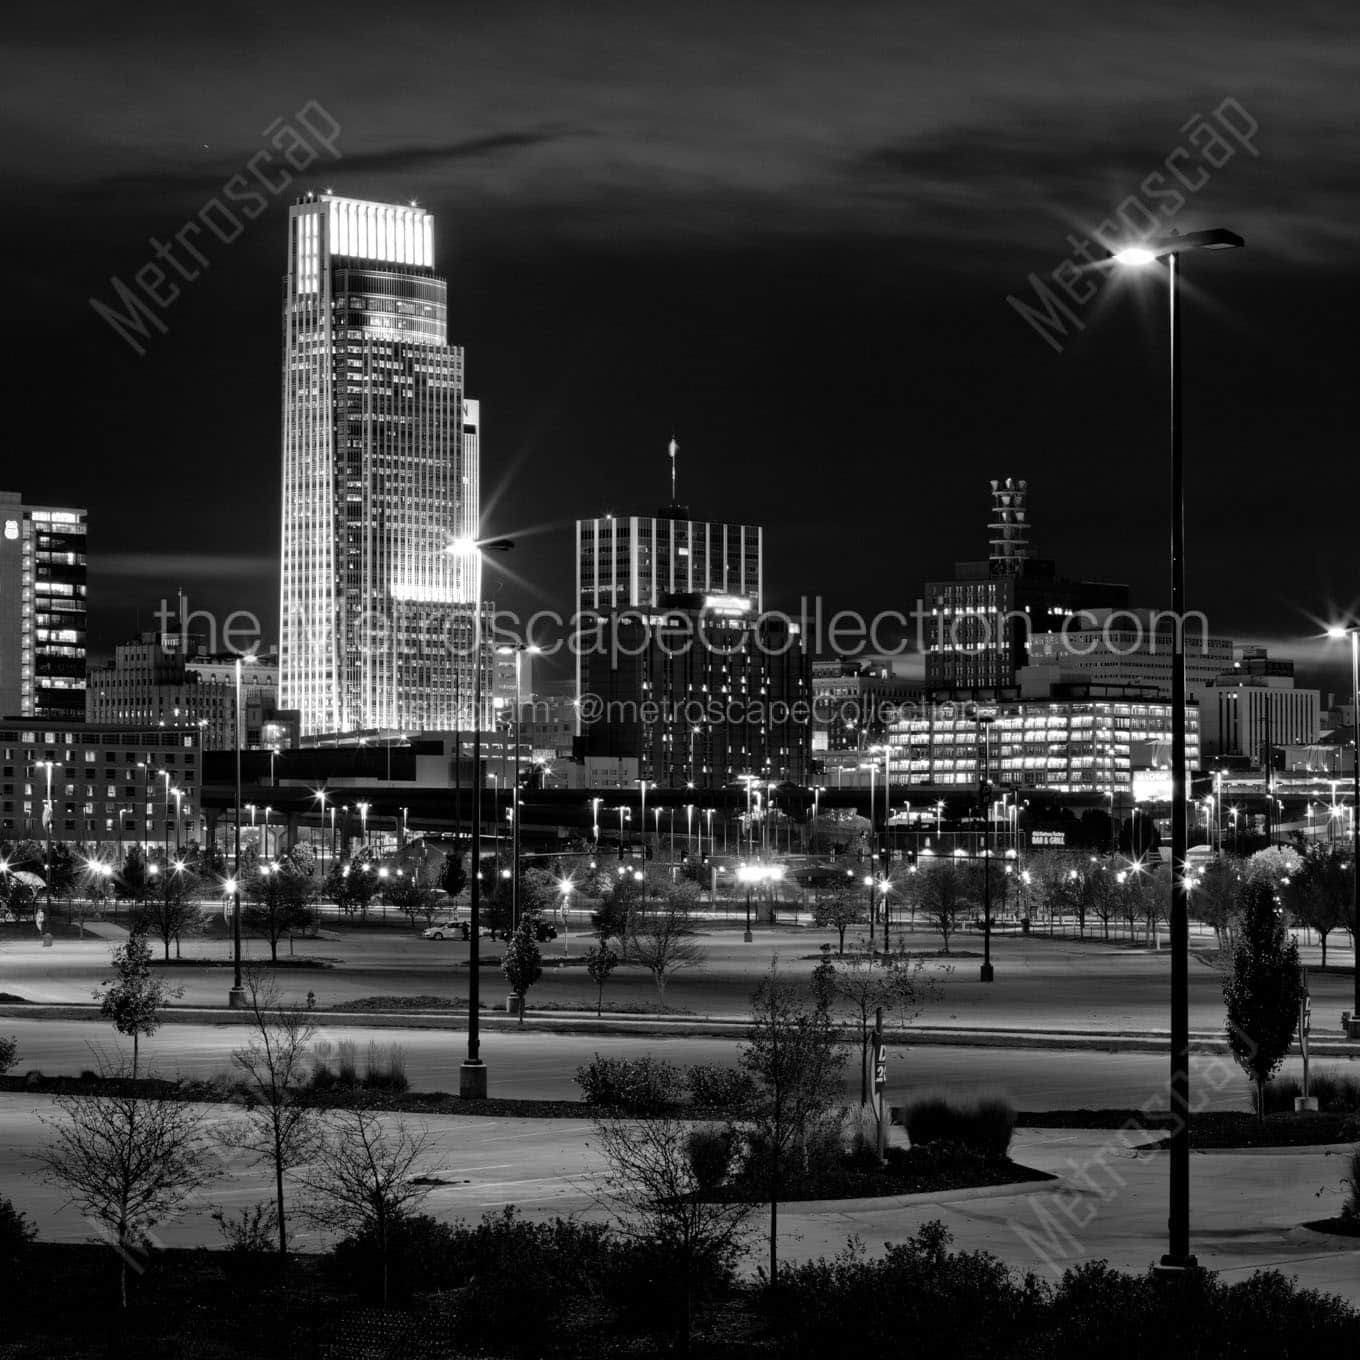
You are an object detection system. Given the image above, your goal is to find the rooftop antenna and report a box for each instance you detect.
[668,436,678,503]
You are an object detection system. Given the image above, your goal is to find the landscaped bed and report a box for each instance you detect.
[1014,1107,1360,1148]
[706,1143,1054,1202]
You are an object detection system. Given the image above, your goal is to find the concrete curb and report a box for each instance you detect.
[4,1000,1360,1057]
[782,1174,1061,1214]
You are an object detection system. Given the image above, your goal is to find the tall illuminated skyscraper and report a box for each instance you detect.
[279,193,480,736]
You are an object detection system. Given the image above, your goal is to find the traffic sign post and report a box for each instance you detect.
[873,1007,887,1163]
[1296,981,1316,1112]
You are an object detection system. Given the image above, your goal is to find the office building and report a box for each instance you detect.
[0,719,199,848]
[886,681,1199,796]
[86,629,291,750]
[279,194,481,737]
[925,479,1127,692]
[1198,648,1320,760]
[811,658,923,754]
[578,592,810,788]
[0,493,88,723]
[1025,608,1234,698]
[576,443,762,614]
[575,444,765,733]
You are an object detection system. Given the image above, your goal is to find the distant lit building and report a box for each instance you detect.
[0,493,88,723]
[86,629,292,750]
[575,449,765,735]
[925,479,1126,692]
[1026,608,1234,698]
[811,658,923,754]
[0,719,199,847]
[279,194,481,737]
[1198,648,1320,760]
[886,682,1199,795]
[578,592,810,788]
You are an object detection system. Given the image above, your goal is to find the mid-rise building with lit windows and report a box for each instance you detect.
[0,493,87,723]
[279,194,480,737]
[86,628,293,750]
[925,479,1126,693]
[0,720,199,848]
[886,683,1199,795]
[576,507,763,616]
[578,592,809,788]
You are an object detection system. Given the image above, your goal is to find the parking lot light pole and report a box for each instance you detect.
[1114,225,1243,1274]
[450,535,514,1099]
[1326,624,1360,1022]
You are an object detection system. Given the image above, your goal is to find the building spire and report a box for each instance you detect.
[668,436,678,503]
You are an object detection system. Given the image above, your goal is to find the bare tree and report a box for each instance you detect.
[36,1060,211,1306]
[631,883,707,1011]
[296,1108,431,1307]
[833,945,941,1106]
[591,1113,754,1355]
[811,886,868,956]
[227,969,319,1255]
[134,854,201,960]
[586,942,619,1016]
[905,862,969,953]
[740,962,846,1290]
[93,924,182,1077]
[243,848,316,962]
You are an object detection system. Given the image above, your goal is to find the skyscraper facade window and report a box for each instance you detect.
[280,194,479,737]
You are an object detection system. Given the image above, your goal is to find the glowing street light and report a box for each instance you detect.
[1327,623,1360,1023]
[446,533,514,1100]
[1112,223,1244,1274]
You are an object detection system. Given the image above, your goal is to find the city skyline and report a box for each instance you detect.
[6,4,1358,693]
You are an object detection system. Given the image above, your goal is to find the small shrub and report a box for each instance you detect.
[211,1202,278,1254]
[1311,1069,1360,1114]
[1259,1068,1360,1115]
[842,1105,881,1166]
[359,1041,410,1093]
[335,1039,359,1086]
[0,1193,36,1266]
[903,1091,1015,1160]
[1258,1074,1302,1114]
[684,1062,755,1109]
[574,1054,682,1112]
[0,1035,19,1075]
[1343,1145,1360,1223]
[685,1125,738,1192]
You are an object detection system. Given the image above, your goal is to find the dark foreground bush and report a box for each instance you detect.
[684,1062,756,1109]
[329,1208,621,1349]
[574,1053,682,1112]
[903,1091,1016,1159]
[775,1222,1359,1359]
[0,1192,36,1270]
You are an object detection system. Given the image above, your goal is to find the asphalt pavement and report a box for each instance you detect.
[2,1098,1355,1301]
[4,918,1357,1040]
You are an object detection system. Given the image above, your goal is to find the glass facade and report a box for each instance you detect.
[886,697,1200,794]
[0,494,87,723]
[280,195,480,736]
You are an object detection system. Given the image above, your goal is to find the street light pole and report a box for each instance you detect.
[452,534,513,1101]
[978,714,994,983]
[1114,225,1243,1275]
[228,655,250,1007]
[1326,625,1360,1023]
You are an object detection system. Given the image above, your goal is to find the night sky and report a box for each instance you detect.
[4,1,1357,693]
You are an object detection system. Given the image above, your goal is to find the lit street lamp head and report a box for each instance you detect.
[1111,228,1244,266]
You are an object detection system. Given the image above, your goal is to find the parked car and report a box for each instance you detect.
[421,920,463,941]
